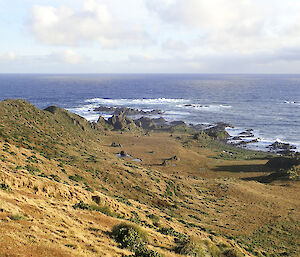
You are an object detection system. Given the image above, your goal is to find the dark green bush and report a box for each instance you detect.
[133,247,163,257]
[68,174,84,182]
[112,223,163,256]
[0,183,11,192]
[111,223,147,251]
[50,174,61,182]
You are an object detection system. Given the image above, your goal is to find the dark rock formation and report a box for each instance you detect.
[111,142,122,147]
[170,121,186,126]
[119,150,127,157]
[152,117,167,127]
[239,129,254,138]
[94,106,116,112]
[94,106,163,116]
[268,141,297,152]
[204,123,232,140]
[107,114,137,131]
[134,117,156,130]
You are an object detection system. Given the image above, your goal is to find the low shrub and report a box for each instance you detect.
[0,183,11,192]
[132,247,163,257]
[72,201,116,217]
[68,174,84,182]
[50,174,61,182]
[175,236,205,256]
[9,214,25,220]
[111,223,147,251]
[112,223,163,257]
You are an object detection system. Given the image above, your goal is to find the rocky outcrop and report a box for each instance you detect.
[204,123,232,140]
[94,106,163,116]
[268,141,297,154]
[239,129,255,138]
[152,117,167,127]
[107,114,137,131]
[134,117,156,130]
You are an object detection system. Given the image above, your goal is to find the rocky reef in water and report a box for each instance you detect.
[92,105,299,155]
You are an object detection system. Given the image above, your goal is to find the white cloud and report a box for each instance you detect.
[0,51,17,61]
[60,49,86,64]
[146,0,300,54]
[162,39,186,51]
[47,49,89,64]
[147,0,260,29]
[30,0,150,48]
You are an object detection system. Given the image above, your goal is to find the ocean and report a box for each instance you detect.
[0,73,299,152]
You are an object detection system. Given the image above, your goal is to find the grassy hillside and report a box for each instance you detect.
[0,99,299,257]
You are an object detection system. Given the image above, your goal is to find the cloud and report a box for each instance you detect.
[0,51,17,61]
[30,0,150,48]
[162,39,186,51]
[146,0,263,30]
[55,49,88,64]
[146,0,300,54]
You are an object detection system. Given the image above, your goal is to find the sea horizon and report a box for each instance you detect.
[0,73,299,153]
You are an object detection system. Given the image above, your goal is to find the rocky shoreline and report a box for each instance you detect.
[92,105,298,156]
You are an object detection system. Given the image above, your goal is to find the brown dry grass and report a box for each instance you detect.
[0,100,299,256]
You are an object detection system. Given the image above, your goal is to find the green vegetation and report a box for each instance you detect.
[111,223,162,257]
[69,174,84,182]
[25,164,40,175]
[0,99,298,256]
[0,183,11,192]
[72,201,117,217]
[9,214,26,221]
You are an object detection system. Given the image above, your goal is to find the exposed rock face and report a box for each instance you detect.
[239,129,255,138]
[152,117,167,127]
[91,116,112,131]
[233,139,259,146]
[170,121,186,126]
[107,114,137,131]
[204,123,232,140]
[94,106,163,116]
[94,106,116,112]
[268,141,297,154]
[134,117,156,130]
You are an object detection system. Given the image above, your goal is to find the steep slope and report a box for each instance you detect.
[0,100,299,257]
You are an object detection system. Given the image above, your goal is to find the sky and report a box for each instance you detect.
[1,0,300,73]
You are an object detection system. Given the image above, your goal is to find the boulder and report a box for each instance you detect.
[111,142,122,147]
[119,150,127,157]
